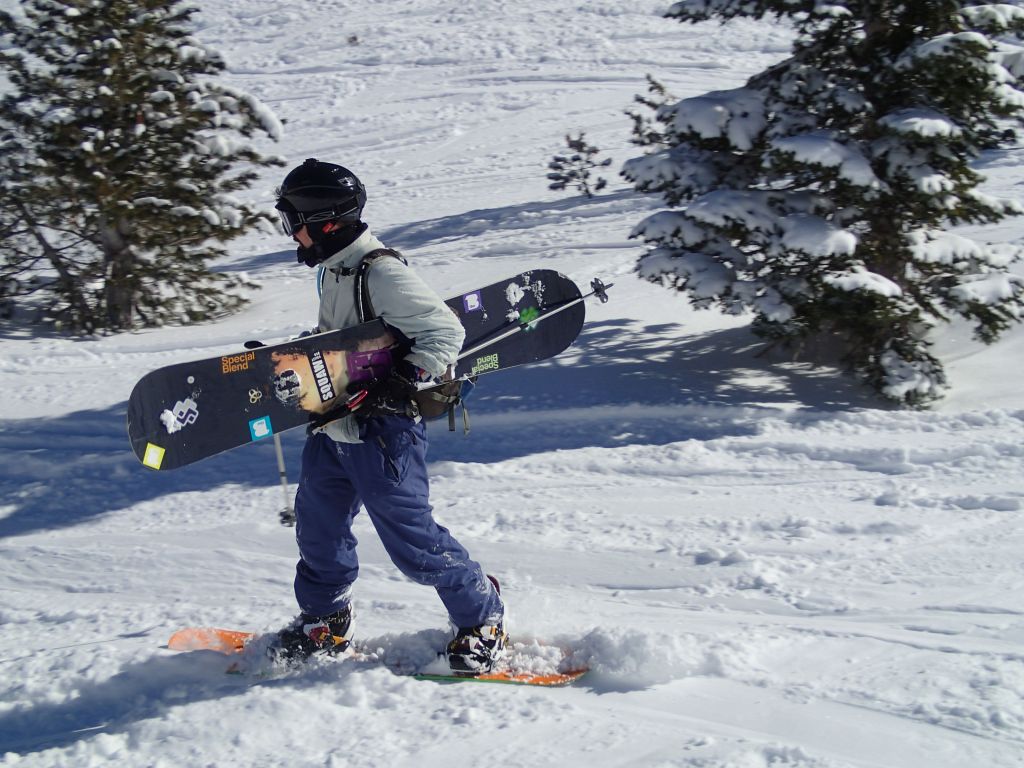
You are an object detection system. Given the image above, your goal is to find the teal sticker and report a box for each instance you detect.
[249,415,273,441]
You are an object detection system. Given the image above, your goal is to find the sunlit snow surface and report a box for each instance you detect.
[1,1,1023,766]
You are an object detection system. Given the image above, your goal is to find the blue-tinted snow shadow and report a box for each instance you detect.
[0,646,384,756]
[0,319,880,537]
[427,319,883,464]
[0,404,306,539]
[0,651,235,755]
[217,194,649,274]
[218,246,295,273]
[381,190,648,252]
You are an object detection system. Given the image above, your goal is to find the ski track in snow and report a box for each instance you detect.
[2,1,1024,766]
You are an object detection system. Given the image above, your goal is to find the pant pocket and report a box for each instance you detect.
[374,431,411,486]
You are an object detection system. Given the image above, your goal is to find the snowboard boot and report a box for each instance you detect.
[446,575,507,675]
[446,618,508,675]
[270,605,354,662]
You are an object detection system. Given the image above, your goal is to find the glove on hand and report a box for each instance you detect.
[350,363,420,418]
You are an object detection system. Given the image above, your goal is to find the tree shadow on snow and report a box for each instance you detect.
[210,193,649,276]
[381,190,651,252]
[427,319,884,464]
[0,402,307,539]
[0,319,881,537]
[0,647,219,755]
[0,647,363,756]
[217,246,296,273]
[0,627,643,757]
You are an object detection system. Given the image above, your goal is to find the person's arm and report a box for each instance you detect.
[367,259,465,379]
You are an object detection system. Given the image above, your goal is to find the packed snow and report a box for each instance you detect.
[2,1,1024,766]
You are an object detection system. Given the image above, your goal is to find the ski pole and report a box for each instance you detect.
[273,433,295,526]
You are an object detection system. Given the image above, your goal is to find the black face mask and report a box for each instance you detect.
[295,222,368,267]
[296,242,327,267]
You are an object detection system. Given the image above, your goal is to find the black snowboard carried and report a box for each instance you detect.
[128,269,606,471]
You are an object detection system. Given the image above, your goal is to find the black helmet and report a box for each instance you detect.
[275,158,366,236]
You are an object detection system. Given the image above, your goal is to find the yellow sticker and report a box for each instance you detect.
[142,443,166,470]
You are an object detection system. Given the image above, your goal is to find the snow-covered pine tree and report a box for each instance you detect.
[0,0,283,333]
[547,133,612,198]
[625,75,676,148]
[623,1,1024,405]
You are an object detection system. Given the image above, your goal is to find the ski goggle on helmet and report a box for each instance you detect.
[275,204,355,237]
[274,158,367,236]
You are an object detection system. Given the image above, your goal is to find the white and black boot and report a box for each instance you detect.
[446,575,508,675]
[270,605,354,662]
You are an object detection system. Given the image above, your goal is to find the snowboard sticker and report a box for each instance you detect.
[129,269,600,470]
[167,626,588,687]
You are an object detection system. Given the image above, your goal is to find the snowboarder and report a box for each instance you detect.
[270,158,506,673]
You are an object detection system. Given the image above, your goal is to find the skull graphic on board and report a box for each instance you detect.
[273,369,302,406]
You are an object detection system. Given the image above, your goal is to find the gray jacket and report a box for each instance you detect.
[314,228,465,443]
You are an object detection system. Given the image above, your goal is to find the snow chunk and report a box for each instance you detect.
[961,4,1024,29]
[241,92,284,141]
[910,32,991,62]
[160,409,183,434]
[879,348,943,401]
[969,188,1024,215]
[665,88,766,151]
[639,248,736,300]
[42,107,74,125]
[753,289,795,323]
[780,214,858,257]
[813,2,852,17]
[985,242,1024,268]
[687,190,776,231]
[505,282,525,307]
[566,627,735,688]
[880,109,963,138]
[178,45,209,63]
[824,266,902,297]
[772,133,881,188]
[632,211,709,247]
[994,81,1024,109]
[950,274,1023,306]
[914,172,956,195]
[622,149,717,193]
[202,135,233,156]
[907,230,983,265]
[134,197,171,208]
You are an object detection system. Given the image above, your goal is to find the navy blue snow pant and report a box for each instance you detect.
[292,415,502,629]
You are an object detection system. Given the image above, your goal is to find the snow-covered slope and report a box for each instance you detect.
[2,2,1023,766]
